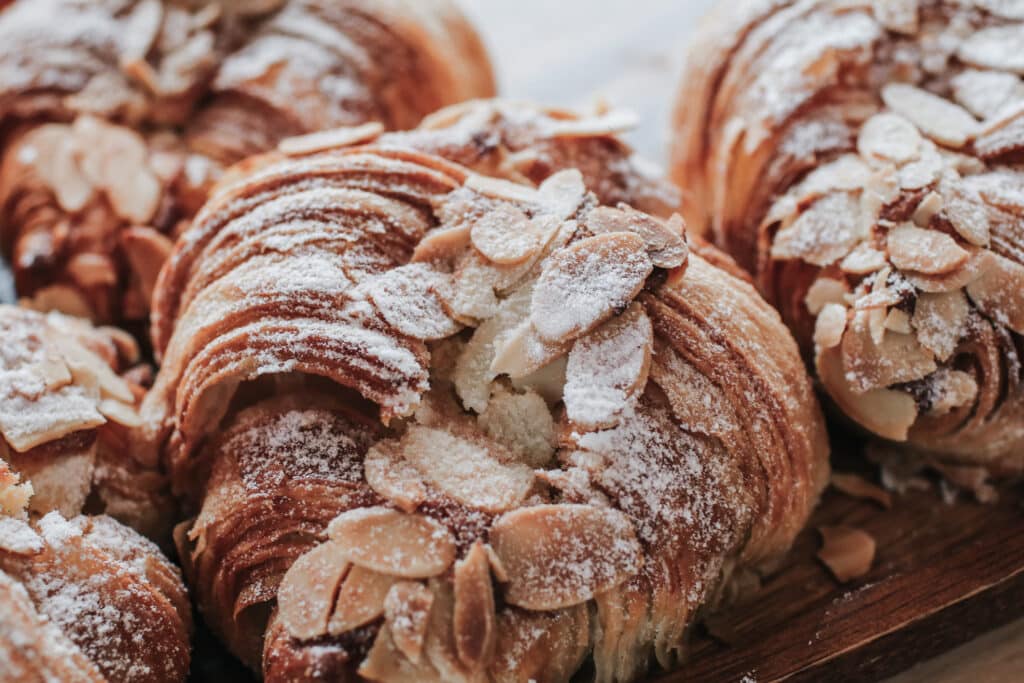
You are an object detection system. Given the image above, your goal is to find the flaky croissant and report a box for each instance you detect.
[0,309,191,682]
[0,0,494,323]
[672,0,1024,471]
[0,305,174,537]
[139,104,829,681]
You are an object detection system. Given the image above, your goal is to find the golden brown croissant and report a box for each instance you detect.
[141,105,829,681]
[0,309,191,682]
[0,304,174,537]
[672,0,1024,471]
[0,0,494,323]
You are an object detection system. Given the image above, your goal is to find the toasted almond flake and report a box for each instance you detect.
[490,319,570,379]
[542,110,638,139]
[358,623,425,682]
[904,246,986,292]
[857,113,921,163]
[531,232,652,344]
[881,83,979,148]
[771,193,865,266]
[444,252,500,323]
[509,355,567,405]
[942,188,991,247]
[831,473,892,508]
[412,224,471,263]
[453,541,496,671]
[66,253,118,289]
[817,346,918,441]
[912,191,943,227]
[387,426,535,513]
[327,565,398,635]
[121,226,173,305]
[884,308,912,334]
[477,387,555,468]
[814,303,848,350]
[465,174,538,205]
[483,544,509,583]
[805,277,850,314]
[384,582,434,664]
[585,205,688,268]
[52,334,133,403]
[0,515,42,554]
[958,24,1024,74]
[817,526,876,582]
[453,283,534,412]
[98,399,142,428]
[470,203,541,265]
[965,250,1024,334]
[951,69,1024,119]
[898,145,944,190]
[364,264,462,340]
[278,122,384,155]
[121,0,163,61]
[912,290,969,361]
[489,504,642,611]
[840,243,887,275]
[887,224,969,274]
[841,310,937,392]
[278,543,351,640]
[46,133,94,213]
[872,0,917,34]
[927,368,979,416]
[537,169,587,220]
[975,106,1024,159]
[327,507,456,578]
[564,303,652,430]
[364,441,428,513]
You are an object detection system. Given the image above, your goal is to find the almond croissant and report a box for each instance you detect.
[139,105,829,681]
[0,310,191,682]
[0,0,494,323]
[672,0,1024,471]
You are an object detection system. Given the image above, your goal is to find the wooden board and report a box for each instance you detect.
[660,438,1024,682]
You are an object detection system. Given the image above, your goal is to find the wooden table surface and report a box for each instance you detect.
[456,1,1024,681]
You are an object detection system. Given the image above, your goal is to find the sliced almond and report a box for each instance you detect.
[841,310,937,392]
[884,308,912,334]
[530,232,652,343]
[537,169,587,220]
[384,581,434,664]
[489,504,642,611]
[121,226,173,306]
[831,473,892,508]
[965,250,1024,334]
[904,246,986,292]
[364,264,462,341]
[542,110,638,140]
[814,303,848,350]
[277,542,351,640]
[327,565,398,635]
[887,224,969,274]
[98,399,142,428]
[46,131,95,213]
[957,24,1024,75]
[585,205,688,268]
[912,290,968,361]
[881,83,979,148]
[912,191,943,227]
[857,113,921,163]
[898,145,944,190]
[465,174,539,205]
[278,122,384,155]
[327,507,456,579]
[942,183,991,247]
[771,193,865,266]
[951,69,1024,119]
[0,516,43,555]
[817,526,876,583]
[489,319,570,379]
[817,345,918,441]
[66,252,118,289]
[387,426,534,513]
[364,441,428,513]
[453,541,496,671]
[412,224,472,263]
[840,243,887,275]
[444,251,500,322]
[564,302,652,430]
[805,277,849,315]
[470,203,541,265]
[358,622,432,682]
[872,0,917,34]
[477,387,556,468]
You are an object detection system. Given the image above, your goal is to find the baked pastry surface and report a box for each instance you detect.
[141,103,830,682]
[672,0,1024,469]
[0,0,494,322]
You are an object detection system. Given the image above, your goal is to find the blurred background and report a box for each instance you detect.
[458,0,715,165]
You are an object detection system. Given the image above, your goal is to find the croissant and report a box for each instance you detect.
[0,310,191,682]
[140,103,830,681]
[672,0,1024,471]
[0,0,494,323]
